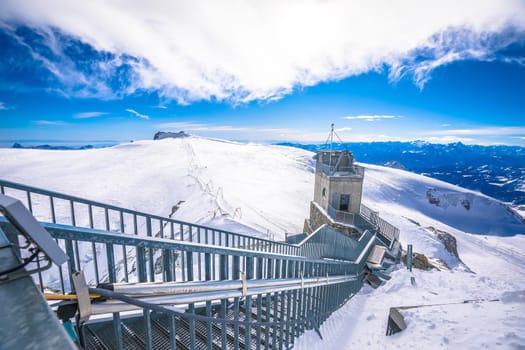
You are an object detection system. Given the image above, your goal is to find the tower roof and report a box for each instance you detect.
[316,150,363,177]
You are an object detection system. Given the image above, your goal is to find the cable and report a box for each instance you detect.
[0,248,41,275]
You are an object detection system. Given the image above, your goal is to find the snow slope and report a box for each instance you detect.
[1,136,524,349]
[0,137,314,238]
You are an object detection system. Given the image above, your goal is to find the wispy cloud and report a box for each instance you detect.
[157,122,245,132]
[423,136,477,144]
[424,126,525,136]
[2,0,524,103]
[416,126,525,145]
[73,111,109,119]
[126,109,150,120]
[0,102,7,110]
[336,127,353,132]
[34,120,68,126]
[342,115,401,122]
[156,122,345,141]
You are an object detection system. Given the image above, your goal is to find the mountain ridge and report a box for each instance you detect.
[276,141,525,206]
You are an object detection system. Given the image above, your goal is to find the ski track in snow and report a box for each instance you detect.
[0,136,524,349]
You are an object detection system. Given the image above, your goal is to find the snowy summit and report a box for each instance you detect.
[0,135,524,349]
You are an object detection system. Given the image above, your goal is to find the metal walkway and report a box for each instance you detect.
[0,179,400,349]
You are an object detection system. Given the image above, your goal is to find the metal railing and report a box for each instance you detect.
[324,203,399,246]
[0,176,402,350]
[0,179,298,256]
[318,164,364,177]
[360,204,400,244]
[325,204,375,232]
[0,189,382,350]
[296,225,376,265]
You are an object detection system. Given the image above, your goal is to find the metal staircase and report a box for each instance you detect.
[0,179,401,350]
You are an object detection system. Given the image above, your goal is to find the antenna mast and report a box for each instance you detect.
[329,123,334,172]
[324,123,346,173]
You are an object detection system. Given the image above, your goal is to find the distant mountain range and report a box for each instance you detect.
[11,142,96,150]
[276,141,525,206]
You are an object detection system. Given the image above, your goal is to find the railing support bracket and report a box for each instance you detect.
[72,270,92,323]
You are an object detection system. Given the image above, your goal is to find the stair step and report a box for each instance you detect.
[81,296,299,350]
[370,269,392,281]
[177,316,223,350]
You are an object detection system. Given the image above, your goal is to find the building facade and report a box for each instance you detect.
[305,149,371,236]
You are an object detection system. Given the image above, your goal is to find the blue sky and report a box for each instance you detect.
[1,1,524,146]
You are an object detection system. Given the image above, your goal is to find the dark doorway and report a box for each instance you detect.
[340,194,350,211]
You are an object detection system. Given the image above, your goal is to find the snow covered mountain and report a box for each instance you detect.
[1,136,524,349]
[279,141,525,207]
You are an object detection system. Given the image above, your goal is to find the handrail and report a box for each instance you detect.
[360,204,400,243]
[88,273,359,315]
[0,181,397,350]
[295,224,376,264]
[319,201,399,246]
[40,221,340,263]
[0,179,297,255]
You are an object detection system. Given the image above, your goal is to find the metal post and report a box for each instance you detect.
[103,245,115,285]
[137,247,147,282]
[205,252,212,350]
[407,244,413,272]
[113,312,123,350]
[169,315,177,350]
[220,256,228,349]
[144,309,153,350]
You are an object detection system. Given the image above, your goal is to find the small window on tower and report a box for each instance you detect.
[322,188,327,200]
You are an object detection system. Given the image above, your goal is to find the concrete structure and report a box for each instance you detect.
[305,149,369,235]
[313,150,364,214]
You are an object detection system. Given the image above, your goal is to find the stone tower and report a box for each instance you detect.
[304,126,367,236]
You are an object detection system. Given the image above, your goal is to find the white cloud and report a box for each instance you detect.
[157,122,246,132]
[423,135,477,144]
[335,127,353,132]
[34,120,68,125]
[126,108,150,120]
[424,126,525,136]
[342,115,401,122]
[2,0,524,103]
[0,102,7,110]
[73,111,108,119]
[156,122,363,141]
[416,126,525,145]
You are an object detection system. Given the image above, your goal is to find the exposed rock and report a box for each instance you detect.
[428,227,459,260]
[170,200,186,217]
[427,257,450,271]
[153,131,189,140]
[383,160,406,170]
[426,188,440,206]
[404,217,421,226]
[412,253,435,270]
[303,218,313,234]
[427,226,474,273]
[402,251,436,270]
